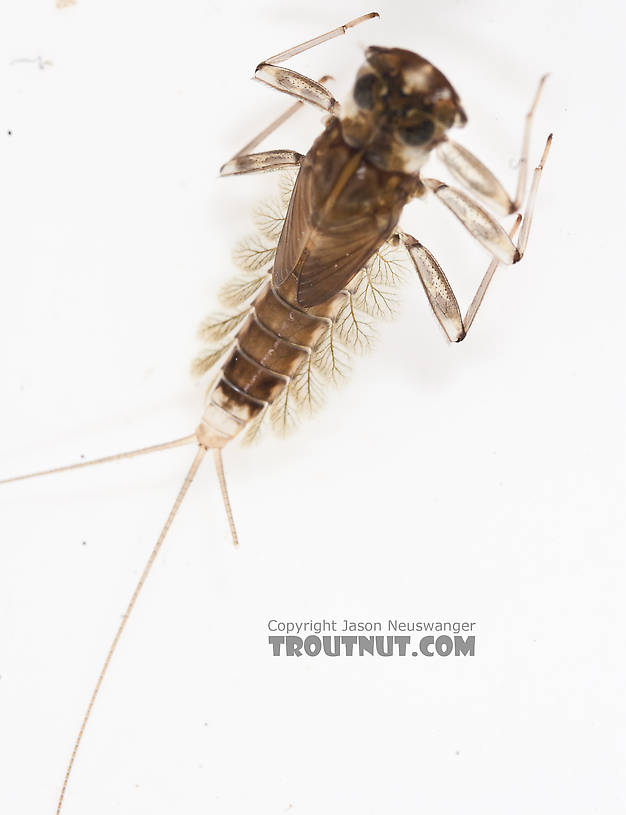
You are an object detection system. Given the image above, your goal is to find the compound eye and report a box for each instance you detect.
[400,119,435,146]
[353,73,378,109]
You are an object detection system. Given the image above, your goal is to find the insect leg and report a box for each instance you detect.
[236,75,333,158]
[516,135,552,258]
[221,75,333,177]
[423,177,520,263]
[220,149,304,177]
[463,216,522,334]
[395,232,465,342]
[254,12,379,112]
[436,75,549,215]
[396,216,521,342]
[254,65,338,113]
[424,133,551,263]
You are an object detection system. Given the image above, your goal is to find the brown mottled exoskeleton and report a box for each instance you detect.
[208,14,551,452]
[1,12,551,814]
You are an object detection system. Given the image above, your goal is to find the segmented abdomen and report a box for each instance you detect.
[196,276,347,448]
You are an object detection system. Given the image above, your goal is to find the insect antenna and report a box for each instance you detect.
[55,443,208,815]
[0,434,197,485]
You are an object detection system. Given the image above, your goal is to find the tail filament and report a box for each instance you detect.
[55,445,207,815]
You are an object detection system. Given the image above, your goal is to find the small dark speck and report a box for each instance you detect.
[455,750,460,756]
[7,131,12,136]
[81,541,87,546]
[80,454,85,459]
[203,722,208,727]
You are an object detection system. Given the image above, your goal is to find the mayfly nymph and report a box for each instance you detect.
[2,12,552,814]
[195,23,551,455]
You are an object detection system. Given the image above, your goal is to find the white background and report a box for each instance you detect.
[1,1,624,813]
